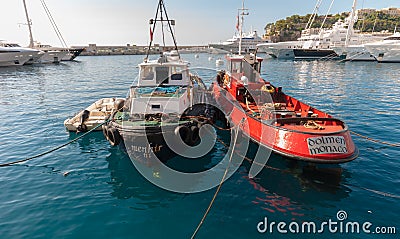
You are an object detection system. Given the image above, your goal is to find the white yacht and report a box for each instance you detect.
[257,32,319,59]
[209,31,270,54]
[331,33,388,61]
[364,33,400,63]
[330,0,388,62]
[257,0,322,59]
[259,0,383,60]
[293,18,356,60]
[31,43,70,63]
[21,0,84,63]
[0,41,43,66]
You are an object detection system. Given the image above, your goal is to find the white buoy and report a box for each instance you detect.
[216,58,224,66]
[194,54,199,58]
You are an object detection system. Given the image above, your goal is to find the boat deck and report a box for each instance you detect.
[239,100,345,133]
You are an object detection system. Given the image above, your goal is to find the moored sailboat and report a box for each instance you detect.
[22,0,83,63]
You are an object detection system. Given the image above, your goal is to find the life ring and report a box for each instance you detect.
[107,127,121,146]
[174,125,191,145]
[261,84,275,93]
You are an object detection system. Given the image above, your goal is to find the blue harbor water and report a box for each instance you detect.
[0,54,399,238]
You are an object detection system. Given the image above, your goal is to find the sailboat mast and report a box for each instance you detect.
[345,0,357,47]
[238,0,248,55]
[22,0,34,48]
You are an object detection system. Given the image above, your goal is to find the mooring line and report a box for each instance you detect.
[191,119,244,239]
[344,183,400,199]
[182,115,233,131]
[350,130,400,147]
[215,132,400,200]
[0,120,109,167]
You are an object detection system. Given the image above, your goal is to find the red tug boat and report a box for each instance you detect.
[212,54,358,164]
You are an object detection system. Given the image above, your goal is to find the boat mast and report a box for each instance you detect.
[319,0,335,38]
[145,0,180,62]
[306,0,323,30]
[22,0,34,48]
[345,0,358,47]
[238,0,248,55]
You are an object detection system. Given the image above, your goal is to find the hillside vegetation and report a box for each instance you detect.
[265,12,400,41]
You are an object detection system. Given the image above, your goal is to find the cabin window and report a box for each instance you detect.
[141,66,154,81]
[156,66,170,85]
[170,66,184,81]
[230,61,242,73]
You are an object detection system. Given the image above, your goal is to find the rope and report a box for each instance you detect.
[344,183,400,199]
[191,119,244,239]
[0,120,109,167]
[39,0,68,48]
[182,115,234,131]
[350,130,400,147]
[216,133,400,200]
[302,120,325,130]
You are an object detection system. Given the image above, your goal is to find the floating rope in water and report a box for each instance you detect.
[350,130,400,147]
[191,119,244,239]
[344,183,400,199]
[0,120,109,167]
[215,132,400,200]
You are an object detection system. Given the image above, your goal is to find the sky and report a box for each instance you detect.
[1,0,399,47]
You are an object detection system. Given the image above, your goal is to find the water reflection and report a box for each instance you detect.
[67,131,183,209]
[105,149,184,209]
[243,142,351,217]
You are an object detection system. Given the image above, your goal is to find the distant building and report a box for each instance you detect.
[357,8,376,16]
[380,7,400,16]
[357,7,400,17]
[72,43,207,56]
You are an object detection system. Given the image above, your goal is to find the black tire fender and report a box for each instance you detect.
[174,125,190,145]
[107,127,121,146]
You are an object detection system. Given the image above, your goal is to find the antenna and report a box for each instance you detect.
[238,0,249,55]
[146,0,179,62]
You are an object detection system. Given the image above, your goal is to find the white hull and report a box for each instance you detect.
[333,45,376,61]
[0,49,41,67]
[37,51,69,64]
[209,43,259,54]
[365,43,400,63]
[257,41,299,59]
[208,46,230,54]
[209,31,269,54]
[64,98,124,131]
[62,52,74,61]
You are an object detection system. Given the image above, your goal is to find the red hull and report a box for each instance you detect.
[212,55,358,163]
